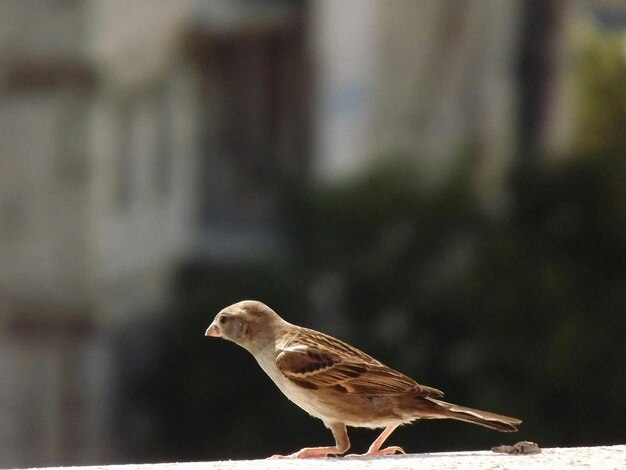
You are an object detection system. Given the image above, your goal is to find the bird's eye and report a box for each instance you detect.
[219,316,228,324]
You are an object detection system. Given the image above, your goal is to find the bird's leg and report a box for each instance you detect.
[360,425,404,456]
[270,422,350,459]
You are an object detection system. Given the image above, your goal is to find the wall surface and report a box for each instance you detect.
[15,445,626,470]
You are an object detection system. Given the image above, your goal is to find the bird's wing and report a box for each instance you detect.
[275,328,443,397]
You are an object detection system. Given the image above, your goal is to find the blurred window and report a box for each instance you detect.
[154,79,173,199]
[115,78,172,211]
[116,95,136,212]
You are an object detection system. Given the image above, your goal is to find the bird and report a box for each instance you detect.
[205,300,521,458]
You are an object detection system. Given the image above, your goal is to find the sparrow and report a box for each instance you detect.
[205,300,521,458]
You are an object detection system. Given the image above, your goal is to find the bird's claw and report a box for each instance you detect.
[372,445,405,456]
[269,448,338,459]
[347,446,405,457]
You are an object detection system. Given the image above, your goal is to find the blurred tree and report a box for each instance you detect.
[475,152,626,447]
[516,1,567,156]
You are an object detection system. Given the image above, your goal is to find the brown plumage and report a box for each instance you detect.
[205,300,521,458]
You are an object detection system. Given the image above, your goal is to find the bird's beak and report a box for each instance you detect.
[205,321,222,337]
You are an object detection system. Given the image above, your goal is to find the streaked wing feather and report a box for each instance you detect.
[275,328,443,397]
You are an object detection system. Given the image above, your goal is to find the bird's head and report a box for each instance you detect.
[205,300,284,351]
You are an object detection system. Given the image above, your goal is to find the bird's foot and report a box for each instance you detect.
[347,446,405,457]
[367,445,405,456]
[270,446,342,459]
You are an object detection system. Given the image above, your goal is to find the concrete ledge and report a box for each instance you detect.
[16,445,625,470]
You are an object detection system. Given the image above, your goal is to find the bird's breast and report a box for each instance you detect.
[254,348,324,415]
[253,347,407,428]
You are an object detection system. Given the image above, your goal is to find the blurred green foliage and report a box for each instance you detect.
[573,28,626,153]
[126,148,626,462]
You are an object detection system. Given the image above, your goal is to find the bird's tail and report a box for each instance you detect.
[425,398,521,432]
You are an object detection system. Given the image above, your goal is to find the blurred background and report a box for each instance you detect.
[1,0,625,467]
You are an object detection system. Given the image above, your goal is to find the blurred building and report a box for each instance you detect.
[312,0,576,199]
[0,0,307,466]
[0,0,623,467]
[313,0,626,192]
[0,1,196,466]
[313,0,523,186]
